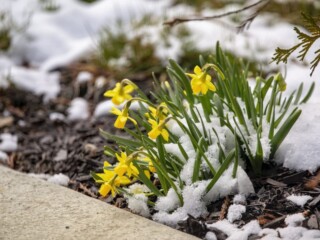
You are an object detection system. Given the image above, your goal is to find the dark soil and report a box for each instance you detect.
[0,67,319,239]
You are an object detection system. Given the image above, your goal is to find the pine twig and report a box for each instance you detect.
[272,13,320,76]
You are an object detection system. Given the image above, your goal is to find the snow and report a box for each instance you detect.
[126,194,150,218]
[0,151,8,164]
[0,65,60,101]
[155,188,180,212]
[28,173,70,186]
[286,195,312,207]
[47,173,70,186]
[0,133,18,152]
[49,112,65,122]
[205,231,217,240]
[285,213,305,227]
[67,98,90,121]
[233,194,246,204]
[227,204,246,223]
[207,219,239,237]
[278,226,307,240]
[275,103,320,173]
[76,71,93,83]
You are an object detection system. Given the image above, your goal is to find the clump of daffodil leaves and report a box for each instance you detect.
[92,44,314,211]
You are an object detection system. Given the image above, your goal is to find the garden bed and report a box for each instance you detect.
[1,76,319,239]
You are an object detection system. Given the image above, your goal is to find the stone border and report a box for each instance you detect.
[0,166,199,240]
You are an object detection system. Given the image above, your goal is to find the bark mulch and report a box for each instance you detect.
[0,69,319,239]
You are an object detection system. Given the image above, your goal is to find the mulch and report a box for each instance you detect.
[0,66,319,239]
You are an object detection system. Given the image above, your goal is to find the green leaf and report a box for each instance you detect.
[206,149,235,193]
[270,108,302,158]
[133,162,163,197]
[100,129,141,148]
[294,82,303,105]
[300,82,315,104]
[91,171,103,182]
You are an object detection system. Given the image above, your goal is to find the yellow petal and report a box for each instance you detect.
[104,90,115,97]
[112,95,125,105]
[99,183,111,196]
[120,152,127,161]
[201,84,208,95]
[103,161,111,167]
[144,170,151,179]
[148,128,160,139]
[110,106,122,116]
[124,84,135,94]
[161,129,169,141]
[114,116,127,129]
[207,82,216,92]
[194,65,202,75]
[186,73,196,78]
[124,94,133,101]
[117,176,131,185]
[192,84,202,95]
[148,118,157,126]
[205,75,212,82]
[114,164,128,177]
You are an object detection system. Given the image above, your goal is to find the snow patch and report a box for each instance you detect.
[67,98,90,121]
[0,151,9,164]
[76,71,93,83]
[227,204,246,223]
[286,195,312,207]
[0,133,18,152]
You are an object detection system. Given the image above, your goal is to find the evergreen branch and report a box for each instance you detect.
[272,13,320,76]
[302,12,320,35]
[311,49,320,76]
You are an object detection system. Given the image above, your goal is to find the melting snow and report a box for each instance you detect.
[286,195,312,207]
[0,133,18,152]
[67,98,90,121]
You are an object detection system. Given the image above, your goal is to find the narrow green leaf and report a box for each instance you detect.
[206,149,235,192]
[300,82,315,104]
[270,108,302,157]
[100,129,141,148]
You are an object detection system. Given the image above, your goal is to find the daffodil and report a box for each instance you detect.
[110,106,137,129]
[148,119,169,141]
[99,176,131,197]
[104,82,135,105]
[186,65,216,95]
[145,103,168,121]
[114,152,139,177]
[96,162,131,197]
[142,156,156,173]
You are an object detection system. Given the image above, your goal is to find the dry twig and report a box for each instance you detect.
[163,0,270,28]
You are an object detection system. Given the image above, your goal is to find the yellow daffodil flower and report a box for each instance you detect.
[99,176,131,197]
[104,82,135,105]
[114,152,139,177]
[142,156,156,173]
[148,119,169,141]
[96,161,131,197]
[145,103,168,121]
[110,106,137,129]
[186,65,216,95]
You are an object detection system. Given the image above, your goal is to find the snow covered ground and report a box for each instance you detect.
[1,0,319,239]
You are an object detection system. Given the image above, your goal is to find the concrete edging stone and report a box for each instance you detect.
[0,166,199,240]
